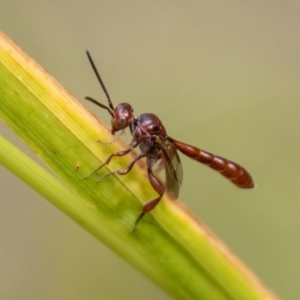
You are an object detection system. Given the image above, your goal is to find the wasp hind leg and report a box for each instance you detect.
[132,161,165,232]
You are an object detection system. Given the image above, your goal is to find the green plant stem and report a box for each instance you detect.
[0,31,278,300]
[0,135,94,226]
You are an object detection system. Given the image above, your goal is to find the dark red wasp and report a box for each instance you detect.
[84,51,255,231]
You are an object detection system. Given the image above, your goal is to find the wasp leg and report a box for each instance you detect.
[132,159,165,232]
[84,141,138,178]
[96,152,146,182]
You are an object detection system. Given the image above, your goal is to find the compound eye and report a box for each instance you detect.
[117,116,128,129]
[148,124,160,134]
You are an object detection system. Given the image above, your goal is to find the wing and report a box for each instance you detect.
[158,138,183,198]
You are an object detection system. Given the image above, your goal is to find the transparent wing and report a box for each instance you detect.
[158,138,183,198]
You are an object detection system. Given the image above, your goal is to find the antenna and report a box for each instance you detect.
[85,51,114,116]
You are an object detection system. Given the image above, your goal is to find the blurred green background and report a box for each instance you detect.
[1,1,299,299]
